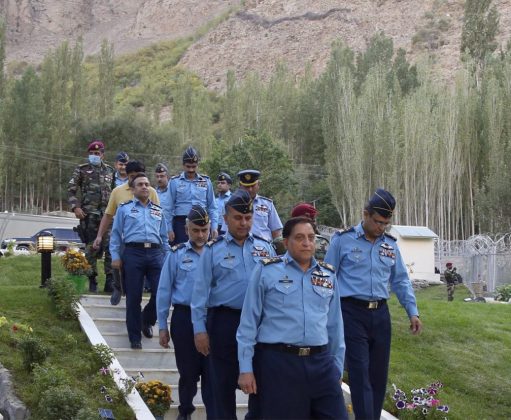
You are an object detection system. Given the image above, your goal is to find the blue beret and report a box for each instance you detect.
[183,146,199,164]
[217,172,232,184]
[369,188,396,217]
[226,190,253,214]
[237,169,260,187]
[115,151,129,163]
[187,205,209,226]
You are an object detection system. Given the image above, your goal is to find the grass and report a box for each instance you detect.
[385,284,511,419]
[0,255,134,419]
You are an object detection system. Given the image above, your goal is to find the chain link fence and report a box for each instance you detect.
[435,234,511,296]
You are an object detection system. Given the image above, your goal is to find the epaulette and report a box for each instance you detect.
[257,195,273,202]
[171,243,186,252]
[150,202,163,209]
[198,173,210,179]
[333,226,355,237]
[206,235,224,247]
[252,234,271,243]
[318,261,335,272]
[119,200,134,206]
[384,232,397,241]
[261,256,283,266]
[78,163,90,168]
[171,174,180,179]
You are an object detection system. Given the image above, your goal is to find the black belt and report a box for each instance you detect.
[125,242,161,249]
[256,342,327,356]
[209,305,242,314]
[173,304,190,311]
[341,296,386,309]
[174,215,187,220]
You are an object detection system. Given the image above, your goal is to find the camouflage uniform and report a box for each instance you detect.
[315,234,330,261]
[68,162,115,291]
[444,267,456,301]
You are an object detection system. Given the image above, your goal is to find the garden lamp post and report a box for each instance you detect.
[37,231,55,288]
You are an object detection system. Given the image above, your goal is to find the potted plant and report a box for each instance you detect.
[135,380,172,420]
[60,248,91,293]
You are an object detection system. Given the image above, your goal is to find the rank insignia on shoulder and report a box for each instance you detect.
[318,261,335,272]
[384,232,397,241]
[171,243,186,252]
[119,200,133,206]
[333,227,355,237]
[252,234,271,243]
[206,236,224,247]
[262,257,282,266]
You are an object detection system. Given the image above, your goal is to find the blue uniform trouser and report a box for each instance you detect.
[122,247,164,343]
[171,305,214,418]
[341,299,391,420]
[206,307,241,420]
[252,346,348,419]
[172,216,188,245]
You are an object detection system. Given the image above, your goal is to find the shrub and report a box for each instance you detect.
[17,335,50,371]
[90,343,115,369]
[37,386,85,420]
[494,284,511,302]
[30,363,71,401]
[47,276,80,319]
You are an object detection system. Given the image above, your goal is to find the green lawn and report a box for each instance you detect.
[0,255,134,419]
[386,284,511,419]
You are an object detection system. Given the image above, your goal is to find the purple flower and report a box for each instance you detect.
[428,387,438,395]
[396,400,406,410]
[437,405,449,413]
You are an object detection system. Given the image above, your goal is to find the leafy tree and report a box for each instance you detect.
[461,0,499,63]
[393,48,420,95]
[98,39,115,119]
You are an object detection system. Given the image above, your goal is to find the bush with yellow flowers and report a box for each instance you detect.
[60,249,91,276]
[135,380,172,417]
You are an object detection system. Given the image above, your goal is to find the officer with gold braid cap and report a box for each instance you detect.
[325,188,422,420]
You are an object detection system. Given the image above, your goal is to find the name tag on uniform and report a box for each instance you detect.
[182,257,193,264]
[279,276,293,288]
[224,253,235,260]
[130,208,139,214]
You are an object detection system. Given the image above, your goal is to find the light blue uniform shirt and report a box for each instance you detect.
[156,185,172,231]
[114,172,129,187]
[324,222,419,317]
[110,198,171,261]
[236,253,345,374]
[251,195,283,242]
[191,232,275,334]
[168,172,218,231]
[216,190,231,221]
[157,241,201,330]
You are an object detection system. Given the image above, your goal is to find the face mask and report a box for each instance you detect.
[88,155,102,166]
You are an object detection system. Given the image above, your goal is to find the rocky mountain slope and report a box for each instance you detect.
[2,0,511,89]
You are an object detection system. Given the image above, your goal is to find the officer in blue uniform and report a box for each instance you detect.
[113,151,130,187]
[191,190,275,420]
[215,172,232,235]
[237,169,283,245]
[110,173,170,349]
[237,216,348,420]
[157,205,214,420]
[168,147,218,245]
[325,188,422,420]
[155,163,173,238]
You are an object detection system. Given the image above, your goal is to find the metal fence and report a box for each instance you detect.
[435,234,511,295]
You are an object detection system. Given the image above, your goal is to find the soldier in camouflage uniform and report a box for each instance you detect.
[68,140,115,292]
[444,262,457,302]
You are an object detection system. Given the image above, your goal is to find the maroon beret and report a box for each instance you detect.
[291,203,318,219]
[87,140,105,152]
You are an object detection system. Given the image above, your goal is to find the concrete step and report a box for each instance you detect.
[125,368,181,384]
[165,405,248,420]
[103,332,171,350]
[93,317,127,334]
[114,348,177,370]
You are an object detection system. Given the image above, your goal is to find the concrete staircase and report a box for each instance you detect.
[80,294,248,419]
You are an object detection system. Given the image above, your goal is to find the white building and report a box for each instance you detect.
[389,225,440,283]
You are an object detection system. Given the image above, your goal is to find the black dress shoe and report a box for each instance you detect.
[142,324,153,339]
[131,342,142,350]
[110,287,121,306]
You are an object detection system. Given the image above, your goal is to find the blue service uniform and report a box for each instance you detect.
[168,172,218,244]
[110,199,170,344]
[156,185,173,232]
[157,241,213,418]
[191,233,275,420]
[215,190,231,235]
[251,194,283,242]
[114,172,129,187]
[325,222,419,420]
[237,253,348,419]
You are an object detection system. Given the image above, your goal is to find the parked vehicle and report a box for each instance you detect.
[0,227,84,253]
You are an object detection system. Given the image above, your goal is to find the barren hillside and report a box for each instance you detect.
[2,0,511,89]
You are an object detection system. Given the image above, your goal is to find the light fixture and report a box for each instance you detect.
[37,231,55,288]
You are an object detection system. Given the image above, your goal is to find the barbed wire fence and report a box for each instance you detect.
[435,233,511,296]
